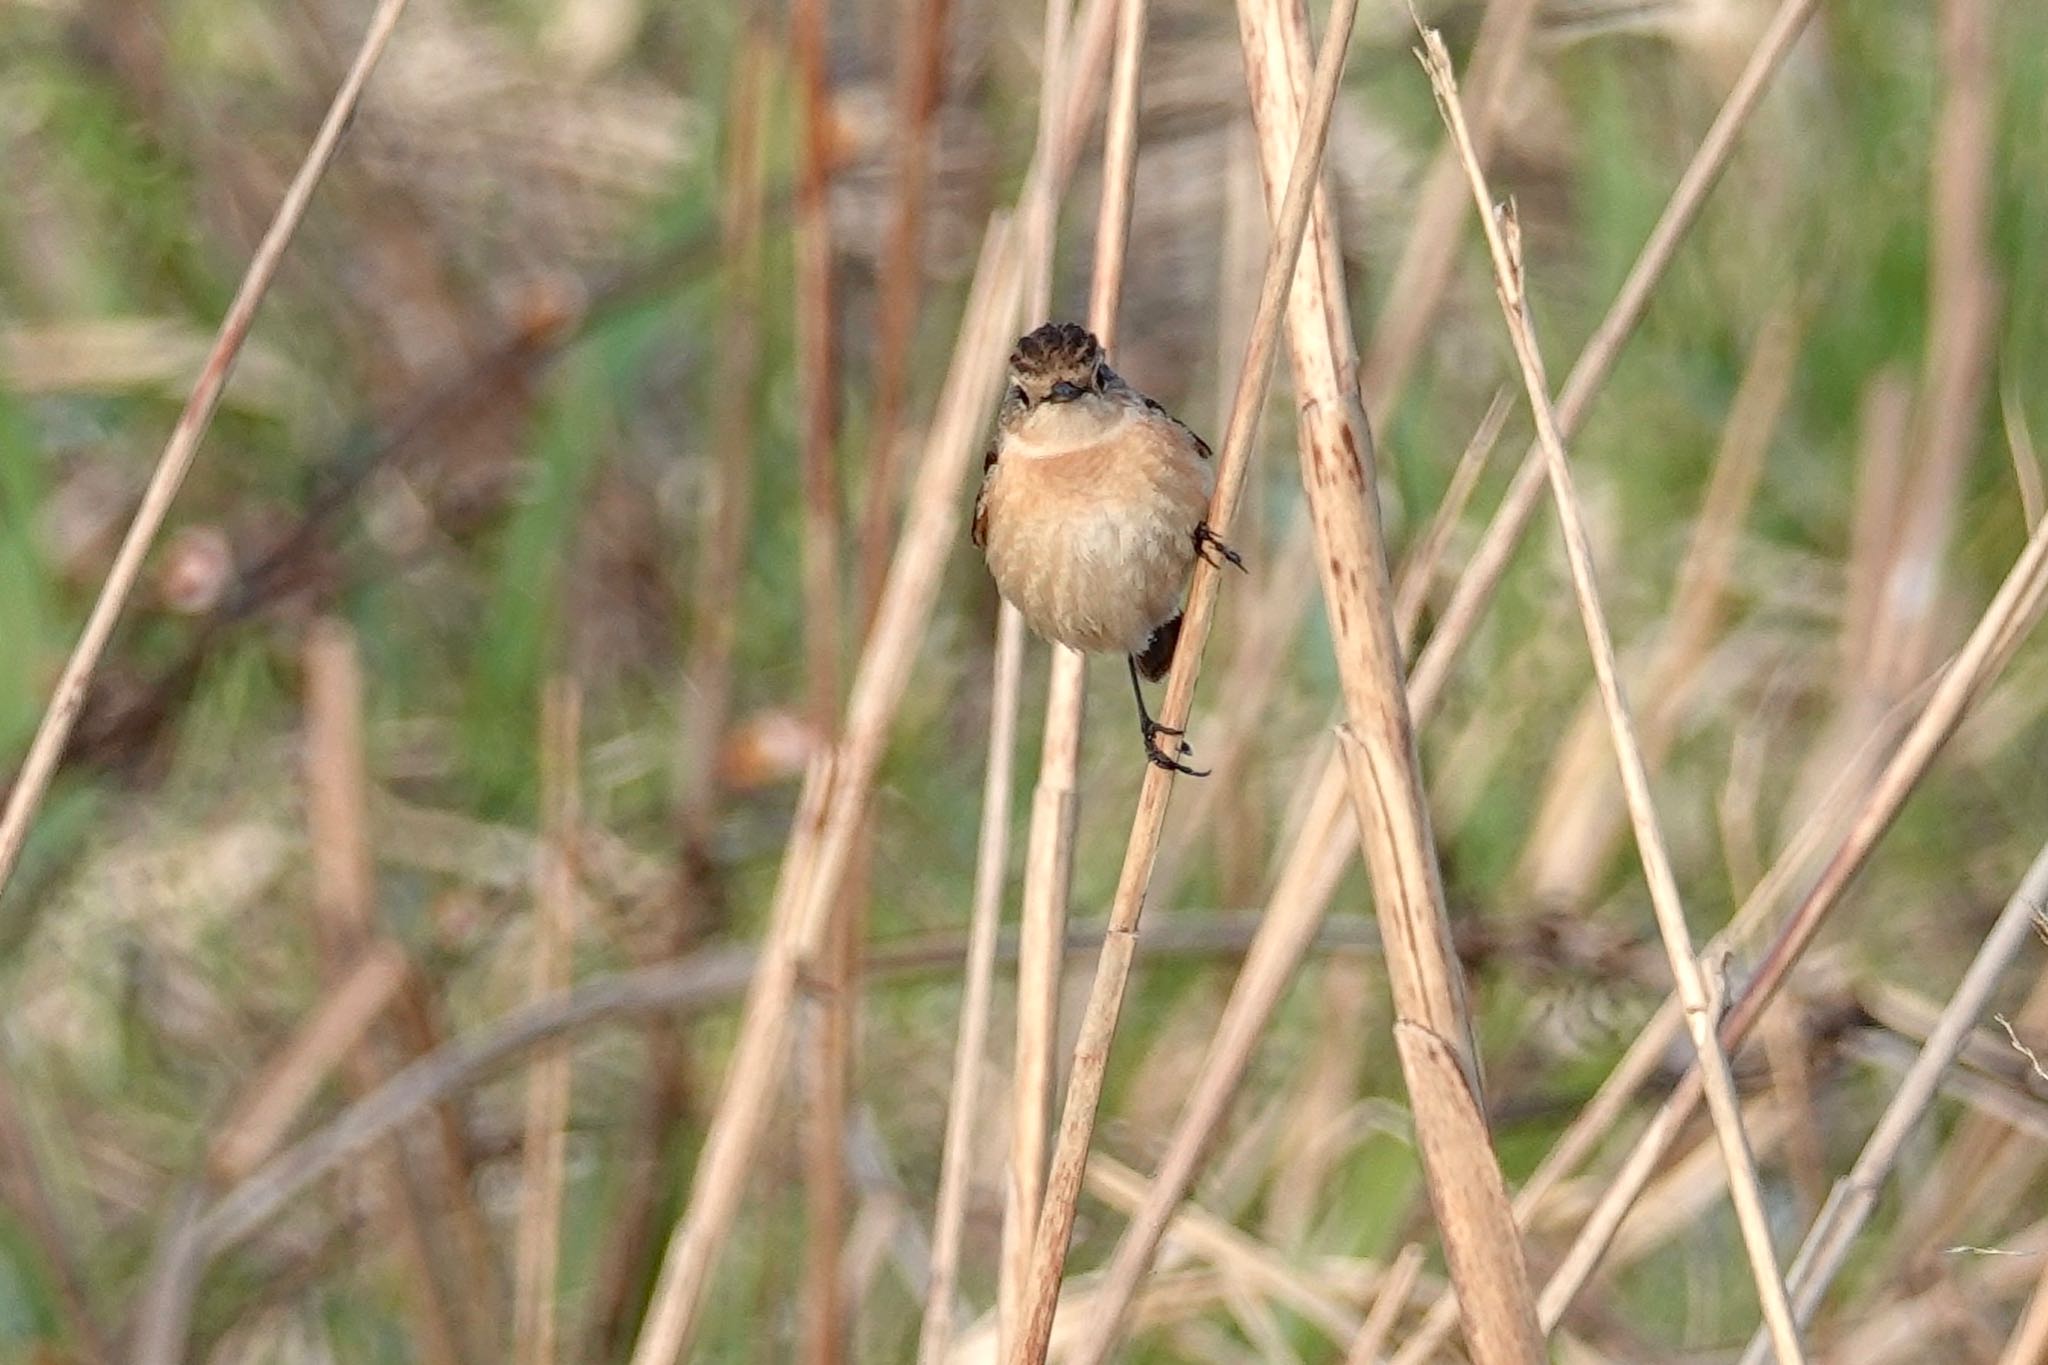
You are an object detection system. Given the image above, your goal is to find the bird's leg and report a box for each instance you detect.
[1127,656,1208,777]
[1193,521,1247,573]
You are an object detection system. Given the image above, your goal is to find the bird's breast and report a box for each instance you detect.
[981,421,1212,656]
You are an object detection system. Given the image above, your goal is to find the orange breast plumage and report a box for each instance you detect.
[980,413,1213,657]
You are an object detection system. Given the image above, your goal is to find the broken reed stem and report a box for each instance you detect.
[1537,507,2048,1331]
[998,0,1084,1345]
[917,608,1027,1365]
[1247,2,1545,1360]
[512,680,580,1365]
[0,0,412,903]
[1009,1,1476,1360]
[1421,27,1803,1360]
[1735,839,2048,1364]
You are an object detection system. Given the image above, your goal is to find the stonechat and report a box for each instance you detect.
[973,322,1242,775]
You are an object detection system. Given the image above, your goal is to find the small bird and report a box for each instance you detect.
[973,322,1243,775]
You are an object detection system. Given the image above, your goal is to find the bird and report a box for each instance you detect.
[972,321,1243,775]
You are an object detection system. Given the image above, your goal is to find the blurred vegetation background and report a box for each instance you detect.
[2,0,2047,1359]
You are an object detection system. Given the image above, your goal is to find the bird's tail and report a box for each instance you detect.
[1134,613,1182,682]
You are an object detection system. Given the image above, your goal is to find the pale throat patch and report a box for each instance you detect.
[1006,395,1130,460]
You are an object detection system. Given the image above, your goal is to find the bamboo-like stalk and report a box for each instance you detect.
[999,0,1084,1344]
[790,0,852,1352]
[1001,0,1144,1346]
[916,607,1026,1365]
[1012,0,1534,1358]
[512,680,581,1365]
[626,191,1036,1361]
[1070,752,1355,1361]
[1421,28,1803,1358]
[0,0,414,902]
[1733,839,2048,1364]
[1162,0,1819,942]
[1537,506,2048,1331]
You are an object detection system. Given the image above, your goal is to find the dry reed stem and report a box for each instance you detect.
[1004,0,1372,1355]
[999,0,1090,1343]
[1518,305,1799,906]
[791,0,853,1349]
[1071,746,1355,1362]
[1404,0,1820,723]
[512,681,581,1365]
[208,938,411,1183]
[917,608,1027,1365]
[302,622,468,1365]
[0,0,411,902]
[1086,1155,1362,1347]
[1538,509,2048,1330]
[1734,841,2048,1364]
[1247,1,1549,1357]
[2003,378,2045,531]
[1424,30,1804,1357]
[628,173,1039,1356]
[1393,387,1515,651]
[1882,0,1997,694]
[1162,0,1821,1178]
[1344,1243,1425,1365]
[182,911,1385,1298]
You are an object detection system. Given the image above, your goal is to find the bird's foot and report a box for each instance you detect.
[1194,522,1247,573]
[1141,718,1208,777]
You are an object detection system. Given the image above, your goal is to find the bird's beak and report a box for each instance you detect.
[1050,380,1083,402]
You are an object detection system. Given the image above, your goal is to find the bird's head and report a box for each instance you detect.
[1006,322,1108,409]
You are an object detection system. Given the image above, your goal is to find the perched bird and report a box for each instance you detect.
[973,322,1242,774]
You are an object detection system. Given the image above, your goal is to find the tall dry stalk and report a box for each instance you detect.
[1009,0,1541,1357]
[1735,839,2048,1363]
[0,0,414,901]
[916,607,1026,1365]
[789,0,855,1352]
[512,680,581,1365]
[1536,504,2048,1332]
[999,0,1085,1343]
[1000,0,1146,1346]
[1422,28,1803,1358]
[626,206,1034,1362]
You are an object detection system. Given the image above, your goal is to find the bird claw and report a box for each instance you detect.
[1142,719,1208,777]
[1194,522,1247,573]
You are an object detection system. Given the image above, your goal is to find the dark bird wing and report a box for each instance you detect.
[971,437,997,548]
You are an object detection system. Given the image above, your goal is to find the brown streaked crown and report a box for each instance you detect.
[1008,322,1105,403]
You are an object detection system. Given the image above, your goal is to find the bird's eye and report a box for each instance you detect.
[1093,366,1107,390]
[1009,384,1028,407]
